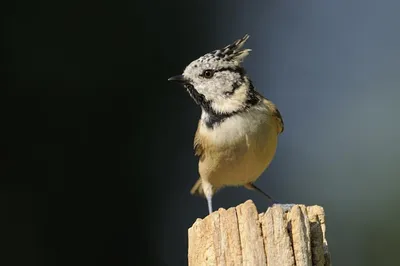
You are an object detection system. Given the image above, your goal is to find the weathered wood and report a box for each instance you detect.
[188,200,331,266]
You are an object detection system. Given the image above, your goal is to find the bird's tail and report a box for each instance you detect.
[190,178,219,197]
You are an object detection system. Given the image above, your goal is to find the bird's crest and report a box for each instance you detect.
[209,34,252,63]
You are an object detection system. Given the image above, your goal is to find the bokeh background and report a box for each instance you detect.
[3,0,400,265]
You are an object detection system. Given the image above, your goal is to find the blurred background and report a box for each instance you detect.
[2,0,400,265]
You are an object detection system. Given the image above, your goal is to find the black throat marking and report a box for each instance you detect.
[204,91,260,128]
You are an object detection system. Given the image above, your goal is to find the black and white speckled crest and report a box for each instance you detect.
[185,34,251,73]
[201,34,251,64]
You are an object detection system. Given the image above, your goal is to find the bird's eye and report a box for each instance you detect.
[202,69,214,79]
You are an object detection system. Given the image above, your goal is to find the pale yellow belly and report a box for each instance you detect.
[199,121,278,188]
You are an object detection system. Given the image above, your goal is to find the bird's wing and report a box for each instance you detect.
[259,95,284,134]
[272,106,284,134]
[193,121,206,160]
[191,122,220,197]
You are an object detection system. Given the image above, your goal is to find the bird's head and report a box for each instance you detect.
[168,34,257,115]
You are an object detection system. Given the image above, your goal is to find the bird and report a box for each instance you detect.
[168,34,284,215]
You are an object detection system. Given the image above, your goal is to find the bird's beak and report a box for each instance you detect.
[168,75,189,84]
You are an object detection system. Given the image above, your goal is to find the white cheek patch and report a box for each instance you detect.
[211,83,247,114]
[201,110,209,121]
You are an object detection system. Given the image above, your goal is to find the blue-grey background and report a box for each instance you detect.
[3,0,400,265]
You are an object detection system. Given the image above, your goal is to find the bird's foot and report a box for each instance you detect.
[272,203,296,212]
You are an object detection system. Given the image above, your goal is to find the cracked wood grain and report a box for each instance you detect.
[188,200,331,266]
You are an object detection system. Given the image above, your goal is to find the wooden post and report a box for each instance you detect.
[188,200,331,266]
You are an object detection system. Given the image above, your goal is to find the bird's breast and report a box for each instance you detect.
[197,107,279,187]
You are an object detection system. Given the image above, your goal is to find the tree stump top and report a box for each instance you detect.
[188,200,331,266]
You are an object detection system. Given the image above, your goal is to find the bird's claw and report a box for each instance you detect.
[272,203,296,212]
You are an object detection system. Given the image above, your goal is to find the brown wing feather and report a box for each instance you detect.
[260,97,284,134]
[273,107,284,134]
[254,91,284,134]
[191,121,219,197]
[191,122,206,197]
[193,121,206,160]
